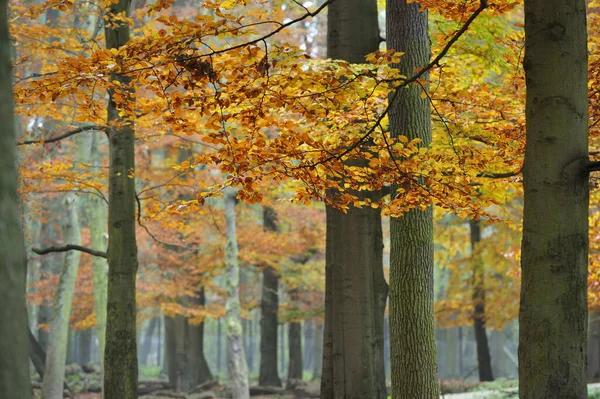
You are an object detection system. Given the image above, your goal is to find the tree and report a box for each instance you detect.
[224,188,250,399]
[104,0,139,397]
[519,0,590,397]
[42,194,82,399]
[386,1,439,397]
[0,0,31,396]
[259,205,282,387]
[470,219,494,382]
[320,0,387,398]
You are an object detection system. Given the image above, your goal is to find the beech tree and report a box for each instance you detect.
[320,0,387,397]
[387,0,439,397]
[0,0,31,396]
[519,0,590,396]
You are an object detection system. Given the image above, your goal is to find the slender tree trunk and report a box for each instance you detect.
[224,188,250,399]
[287,322,303,388]
[88,132,108,372]
[519,0,589,397]
[217,318,222,374]
[42,195,82,399]
[142,318,159,366]
[0,0,32,394]
[322,0,387,397]
[303,319,313,374]
[311,319,323,380]
[387,2,439,398]
[103,1,139,397]
[469,220,494,381]
[259,206,281,386]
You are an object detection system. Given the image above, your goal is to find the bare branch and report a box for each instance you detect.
[32,245,107,258]
[18,125,108,146]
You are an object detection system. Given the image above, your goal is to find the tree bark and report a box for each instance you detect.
[104,1,139,397]
[519,0,589,397]
[321,0,387,397]
[0,0,32,394]
[469,220,494,382]
[259,206,281,387]
[387,1,439,398]
[42,194,82,399]
[287,322,303,388]
[224,188,250,399]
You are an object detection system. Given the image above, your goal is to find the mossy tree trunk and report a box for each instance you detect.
[0,0,32,395]
[519,0,589,397]
[42,195,82,399]
[224,188,250,399]
[387,1,440,398]
[259,206,281,387]
[321,0,387,397]
[103,0,139,397]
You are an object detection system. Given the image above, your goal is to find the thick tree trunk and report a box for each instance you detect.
[165,290,213,391]
[0,0,32,394]
[322,1,387,398]
[224,189,250,399]
[259,206,281,387]
[519,0,589,397]
[104,1,139,397]
[387,2,439,398]
[287,322,303,388]
[42,195,82,399]
[469,220,494,382]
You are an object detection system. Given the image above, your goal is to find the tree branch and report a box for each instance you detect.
[588,160,600,172]
[32,244,107,258]
[17,125,108,146]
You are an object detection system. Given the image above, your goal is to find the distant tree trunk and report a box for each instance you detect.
[387,1,440,398]
[303,319,313,373]
[444,328,460,379]
[88,132,108,372]
[287,322,303,388]
[491,329,506,379]
[224,188,250,399]
[259,206,282,387]
[322,0,387,397]
[519,0,589,397]
[42,194,82,399]
[217,318,222,373]
[469,220,494,382]
[0,0,32,393]
[78,329,93,365]
[103,0,139,397]
[142,318,159,366]
[311,319,323,380]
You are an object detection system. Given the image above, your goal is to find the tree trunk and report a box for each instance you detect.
[0,0,32,394]
[387,2,439,398]
[303,319,312,374]
[311,319,323,380]
[469,220,494,382]
[444,328,460,379]
[259,206,281,386]
[42,194,82,399]
[78,328,93,366]
[88,131,108,372]
[104,1,139,397]
[519,0,589,397]
[322,0,387,397]
[287,322,303,388]
[224,188,250,399]
[142,318,159,366]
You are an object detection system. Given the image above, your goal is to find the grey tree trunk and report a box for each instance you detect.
[469,220,493,382]
[142,318,159,366]
[104,1,139,397]
[259,206,281,387]
[0,0,32,395]
[387,1,440,398]
[224,188,250,399]
[311,319,323,380]
[519,0,590,397]
[287,322,303,388]
[42,195,82,399]
[321,0,387,397]
[78,329,93,366]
